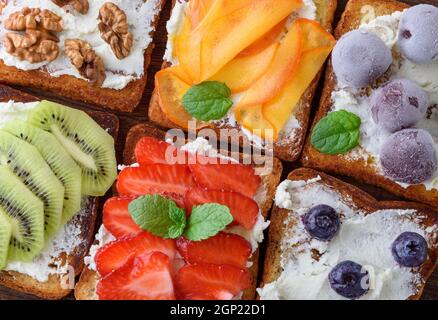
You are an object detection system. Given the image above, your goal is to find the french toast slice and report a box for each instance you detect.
[0,0,166,112]
[148,0,337,162]
[260,167,438,300]
[301,0,438,208]
[0,85,119,299]
[75,123,283,300]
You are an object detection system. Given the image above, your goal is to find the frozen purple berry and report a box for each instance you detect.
[332,29,392,88]
[380,129,437,184]
[392,232,428,267]
[303,205,340,241]
[371,79,429,132]
[329,261,369,299]
[398,4,438,64]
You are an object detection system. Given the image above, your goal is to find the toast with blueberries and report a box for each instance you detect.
[0,85,118,299]
[302,0,438,208]
[74,124,283,300]
[259,168,438,300]
[148,0,337,162]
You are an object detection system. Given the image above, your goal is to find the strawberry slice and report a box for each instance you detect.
[95,232,177,277]
[175,263,251,300]
[184,188,259,229]
[188,163,261,198]
[177,233,251,268]
[116,164,196,201]
[134,137,179,165]
[102,196,142,239]
[97,252,175,300]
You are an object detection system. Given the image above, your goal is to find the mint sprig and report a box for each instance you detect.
[311,110,361,155]
[128,195,233,241]
[182,81,233,121]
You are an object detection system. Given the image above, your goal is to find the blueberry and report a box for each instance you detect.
[303,205,340,241]
[380,129,437,184]
[391,232,428,267]
[332,29,392,88]
[328,261,369,299]
[398,4,438,64]
[371,79,429,132]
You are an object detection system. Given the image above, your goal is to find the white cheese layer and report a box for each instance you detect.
[258,178,438,300]
[0,0,162,90]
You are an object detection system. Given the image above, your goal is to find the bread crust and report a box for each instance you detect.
[75,123,283,300]
[261,167,438,300]
[148,0,337,162]
[301,0,438,209]
[0,0,166,112]
[0,85,119,299]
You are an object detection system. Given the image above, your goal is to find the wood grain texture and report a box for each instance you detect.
[0,0,437,300]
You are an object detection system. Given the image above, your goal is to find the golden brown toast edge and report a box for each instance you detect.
[0,85,119,300]
[75,123,283,300]
[0,0,166,113]
[261,167,438,300]
[300,0,438,209]
[148,0,337,162]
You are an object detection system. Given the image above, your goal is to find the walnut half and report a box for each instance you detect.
[98,3,133,60]
[65,39,106,86]
[52,0,89,15]
[4,7,63,32]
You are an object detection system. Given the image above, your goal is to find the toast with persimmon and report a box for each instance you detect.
[149,0,337,162]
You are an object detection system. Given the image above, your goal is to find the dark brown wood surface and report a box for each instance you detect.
[0,0,437,300]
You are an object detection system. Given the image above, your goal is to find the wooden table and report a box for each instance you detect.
[0,0,437,300]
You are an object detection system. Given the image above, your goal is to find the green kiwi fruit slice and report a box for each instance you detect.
[4,120,82,223]
[27,101,117,196]
[0,166,44,262]
[0,130,64,238]
[0,210,12,269]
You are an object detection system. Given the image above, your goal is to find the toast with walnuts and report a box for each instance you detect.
[302,0,438,208]
[0,84,119,299]
[259,168,438,300]
[0,0,166,112]
[148,0,337,162]
[75,123,283,300]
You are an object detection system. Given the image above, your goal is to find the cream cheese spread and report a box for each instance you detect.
[0,100,39,127]
[0,0,162,90]
[258,178,438,300]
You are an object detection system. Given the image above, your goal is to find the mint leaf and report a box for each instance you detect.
[182,81,233,121]
[128,194,186,239]
[184,204,233,241]
[311,110,361,155]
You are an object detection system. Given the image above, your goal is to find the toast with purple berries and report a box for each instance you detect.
[301,0,438,209]
[259,168,438,300]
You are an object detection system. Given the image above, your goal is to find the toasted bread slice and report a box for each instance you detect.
[0,0,166,112]
[75,123,283,300]
[148,0,337,162]
[260,167,438,300]
[0,85,119,300]
[301,0,438,208]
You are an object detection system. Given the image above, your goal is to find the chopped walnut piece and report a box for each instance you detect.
[65,39,106,86]
[4,7,63,32]
[4,31,60,63]
[98,3,133,60]
[52,0,89,14]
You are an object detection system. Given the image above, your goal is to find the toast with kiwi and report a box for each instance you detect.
[302,0,438,208]
[0,0,165,112]
[259,168,438,300]
[74,123,283,300]
[0,85,119,299]
[148,0,337,162]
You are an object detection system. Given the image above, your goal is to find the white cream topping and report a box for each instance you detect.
[330,10,438,190]
[258,178,437,300]
[0,100,39,127]
[0,0,162,90]
[84,225,115,272]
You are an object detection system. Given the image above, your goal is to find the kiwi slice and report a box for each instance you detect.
[0,166,44,262]
[0,210,11,269]
[27,101,117,196]
[0,130,64,238]
[4,120,82,223]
